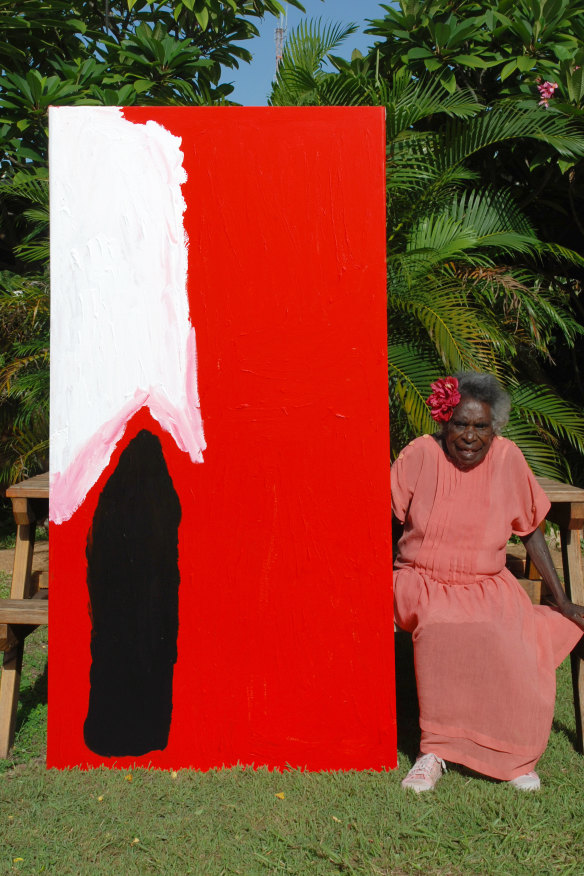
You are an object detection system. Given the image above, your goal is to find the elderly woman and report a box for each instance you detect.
[392,372,584,792]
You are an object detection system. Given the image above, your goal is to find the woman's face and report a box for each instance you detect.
[443,396,494,469]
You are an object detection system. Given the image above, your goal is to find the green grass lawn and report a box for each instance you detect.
[1,569,583,875]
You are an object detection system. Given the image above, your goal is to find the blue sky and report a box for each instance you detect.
[224,0,388,106]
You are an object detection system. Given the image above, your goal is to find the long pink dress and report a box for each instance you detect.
[392,434,583,781]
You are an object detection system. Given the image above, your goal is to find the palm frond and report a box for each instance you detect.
[270,18,359,106]
[388,341,439,448]
[436,104,584,170]
[536,242,584,270]
[388,154,478,191]
[0,174,48,206]
[503,419,569,480]
[406,214,478,260]
[383,74,482,140]
[314,76,368,106]
[279,18,358,74]
[454,266,584,355]
[509,383,584,456]
[389,276,509,373]
[450,189,536,237]
[0,428,49,487]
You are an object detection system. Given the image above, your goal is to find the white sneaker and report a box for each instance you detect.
[401,753,446,792]
[509,771,540,791]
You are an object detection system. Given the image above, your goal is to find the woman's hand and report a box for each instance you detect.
[520,527,584,631]
[558,601,584,631]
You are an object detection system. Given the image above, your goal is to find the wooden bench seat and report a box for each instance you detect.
[0,595,48,652]
[1,469,582,760]
[0,597,48,627]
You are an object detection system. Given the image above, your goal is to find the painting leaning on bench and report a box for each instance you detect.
[47,106,397,771]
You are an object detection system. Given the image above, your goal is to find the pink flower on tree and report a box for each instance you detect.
[537,80,558,107]
[426,377,462,423]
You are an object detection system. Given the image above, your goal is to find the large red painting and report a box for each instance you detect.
[48,107,395,770]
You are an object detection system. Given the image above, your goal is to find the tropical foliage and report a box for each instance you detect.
[3,0,584,484]
[367,0,584,443]
[366,1,584,268]
[270,7,584,480]
[0,0,305,485]
[367,0,584,103]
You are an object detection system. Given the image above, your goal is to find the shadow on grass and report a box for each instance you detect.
[16,660,48,734]
[395,631,420,765]
[551,718,578,750]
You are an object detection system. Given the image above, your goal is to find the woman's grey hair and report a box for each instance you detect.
[453,372,511,434]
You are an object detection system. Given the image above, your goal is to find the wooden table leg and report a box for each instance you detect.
[0,643,26,758]
[0,497,36,758]
[560,527,584,754]
[9,497,37,600]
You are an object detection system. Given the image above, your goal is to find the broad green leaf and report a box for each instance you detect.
[510,18,533,46]
[440,68,457,94]
[68,19,87,34]
[451,55,489,69]
[500,60,517,80]
[433,21,452,47]
[516,55,535,72]
[132,79,152,93]
[406,46,435,60]
[557,159,576,173]
[195,7,209,30]
[565,66,584,102]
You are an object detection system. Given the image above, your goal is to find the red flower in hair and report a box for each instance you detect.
[426,377,461,423]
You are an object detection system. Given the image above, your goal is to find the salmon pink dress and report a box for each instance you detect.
[392,434,583,781]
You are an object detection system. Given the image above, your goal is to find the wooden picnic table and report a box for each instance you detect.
[0,471,583,758]
[536,477,584,751]
[0,472,49,757]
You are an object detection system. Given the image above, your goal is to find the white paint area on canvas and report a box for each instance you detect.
[49,106,205,524]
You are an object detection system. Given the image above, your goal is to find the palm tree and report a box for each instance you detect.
[270,20,584,479]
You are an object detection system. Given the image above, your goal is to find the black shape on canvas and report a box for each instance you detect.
[84,429,182,757]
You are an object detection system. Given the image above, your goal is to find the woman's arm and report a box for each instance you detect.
[520,527,584,631]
